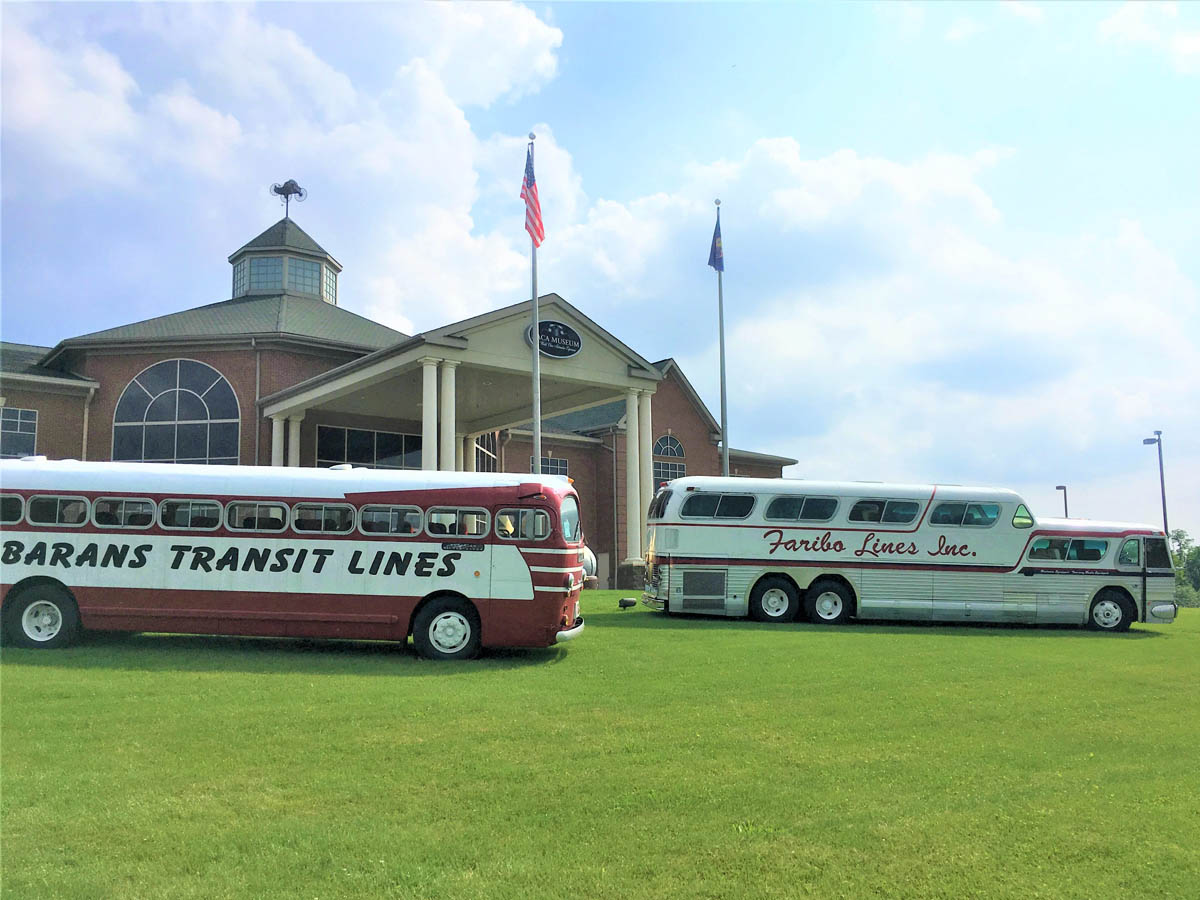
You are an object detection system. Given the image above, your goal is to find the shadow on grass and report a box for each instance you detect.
[589,607,1164,639]
[0,629,569,676]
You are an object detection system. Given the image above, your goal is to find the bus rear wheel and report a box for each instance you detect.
[806,580,854,625]
[1088,590,1133,633]
[749,576,799,623]
[3,584,80,649]
[412,597,482,660]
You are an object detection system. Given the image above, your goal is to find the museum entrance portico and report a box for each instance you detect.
[259,295,662,563]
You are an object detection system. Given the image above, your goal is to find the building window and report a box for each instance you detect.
[248,257,283,291]
[532,456,568,476]
[1,407,37,458]
[654,435,685,458]
[112,360,240,465]
[474,432,497,472]
[653,460,685,487]
[323,266,337,304]
[317,425,421,469]
[232,259,248,296]
[288,258,320,295]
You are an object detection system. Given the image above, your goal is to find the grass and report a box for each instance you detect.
[2,593,1199,899]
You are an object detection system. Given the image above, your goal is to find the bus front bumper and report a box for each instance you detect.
[555,616,585,643]
[642,593,665,610]
[1149,603,1177,624]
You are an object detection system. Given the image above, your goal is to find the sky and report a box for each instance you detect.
[2,1,1198,537]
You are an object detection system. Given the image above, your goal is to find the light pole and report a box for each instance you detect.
[1142,430,1168,535]
[1055,485,1068,518]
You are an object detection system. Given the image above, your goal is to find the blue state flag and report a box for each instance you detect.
[708,211,724,272]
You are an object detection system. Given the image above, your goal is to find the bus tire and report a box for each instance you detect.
[748,576,799,623]
[412,596,482,661]
[3,583,80,649]
[1087,589,1134,633]
[806,579,854,625]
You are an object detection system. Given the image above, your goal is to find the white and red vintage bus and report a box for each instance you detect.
[0,458,585,660]
[643,477,1177,632]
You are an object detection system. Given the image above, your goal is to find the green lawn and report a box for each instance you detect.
[2,594,1198,899]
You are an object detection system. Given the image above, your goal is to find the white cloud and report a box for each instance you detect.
[1099,2,1200,73]
[1003,2,1046,25]
[945,17,983,42]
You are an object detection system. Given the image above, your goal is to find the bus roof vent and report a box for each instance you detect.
[329,464,356,471]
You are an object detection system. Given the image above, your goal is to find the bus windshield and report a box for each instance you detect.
[560,496,581,542]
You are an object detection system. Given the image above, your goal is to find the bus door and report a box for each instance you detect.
[1115,537,1145,620]
[491,506,552,600]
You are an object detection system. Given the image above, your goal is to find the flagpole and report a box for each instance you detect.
[715,200,729,477]
[529,134,542,475]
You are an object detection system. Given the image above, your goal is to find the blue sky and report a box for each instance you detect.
[3,1,1197,536]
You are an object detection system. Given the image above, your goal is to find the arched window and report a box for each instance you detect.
[653,435,685,487]
[112,360,240,465]
[654,435,685,458]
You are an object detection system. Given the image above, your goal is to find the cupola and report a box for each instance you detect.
[227,217,342,305]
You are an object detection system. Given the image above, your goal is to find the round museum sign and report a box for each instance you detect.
[525,320,583,359]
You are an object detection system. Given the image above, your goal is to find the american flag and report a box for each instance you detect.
[521,144,544,248]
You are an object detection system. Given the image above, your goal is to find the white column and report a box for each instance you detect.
[287,414,304,467]
[270,416,285,467]
[455,434,465,472]
[624,390,641,563]
[464,435,477,472]
[638,390,653,558]
[439,361,459,472]
[420,358,439,471]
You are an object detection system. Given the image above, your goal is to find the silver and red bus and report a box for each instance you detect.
[643,476,1177,632]
[0,458,585,660]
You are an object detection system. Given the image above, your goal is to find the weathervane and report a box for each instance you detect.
[270,179,307,217]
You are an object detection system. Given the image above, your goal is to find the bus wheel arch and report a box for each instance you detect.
[409,592,483,660]
[805,576,856,625]
[748,574,800,623]
[2,578,81,649]
[1087,587,1135,633]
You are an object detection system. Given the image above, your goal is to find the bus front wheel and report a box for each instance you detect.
[806,580,854,625]
[749,576,799,623]
[3,584,80,649]
[412,597,482,660]
[1087,590,1134,633]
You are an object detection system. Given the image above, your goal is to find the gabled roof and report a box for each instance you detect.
[40,294,406,365]
[229,217,336,265]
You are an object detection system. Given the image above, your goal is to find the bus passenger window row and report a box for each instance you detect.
[1028,538,1109,562]
[0,493,554,542]
[764,496,838,522]
[930,502,1000,528]
[848,499,919,525]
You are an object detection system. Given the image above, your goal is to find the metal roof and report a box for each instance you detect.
[229,217,333,261]
[54,294,406,351]
[0,342,94,383]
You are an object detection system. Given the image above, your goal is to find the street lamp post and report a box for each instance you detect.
[1055,485,1068,518]
[1142,430,1168,535]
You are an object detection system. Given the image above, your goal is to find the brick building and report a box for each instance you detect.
[0,217,795,586]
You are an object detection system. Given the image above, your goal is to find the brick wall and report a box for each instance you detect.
[0,386,88,459]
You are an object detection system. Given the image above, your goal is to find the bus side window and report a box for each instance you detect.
[963,503,999,527]
[799,497,838,521]
[160,499,221,530]
[680,493,720,517]
[849,500,884,523]
[765,496,804,521]
[1118,539,1140,567]
[28,496,88,526]
[882,500,919,524]
[1067,539,1108,562]
[0,494,23,524]
[360,505,421,535]
[293,503,354,534]
[1029,538,1069,561]
[930,502,966,526]
[1145,538,1171,569]
[496,509,550,540]
[227,502,288,532]
[94,498,155,528]
[1011,504,1034,529]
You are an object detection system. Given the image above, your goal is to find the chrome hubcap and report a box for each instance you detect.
[815,592,843,620]
[22,601,63,641]
[429,612,471,653]
[762,588,790,617]
[1093,599,1122,629]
